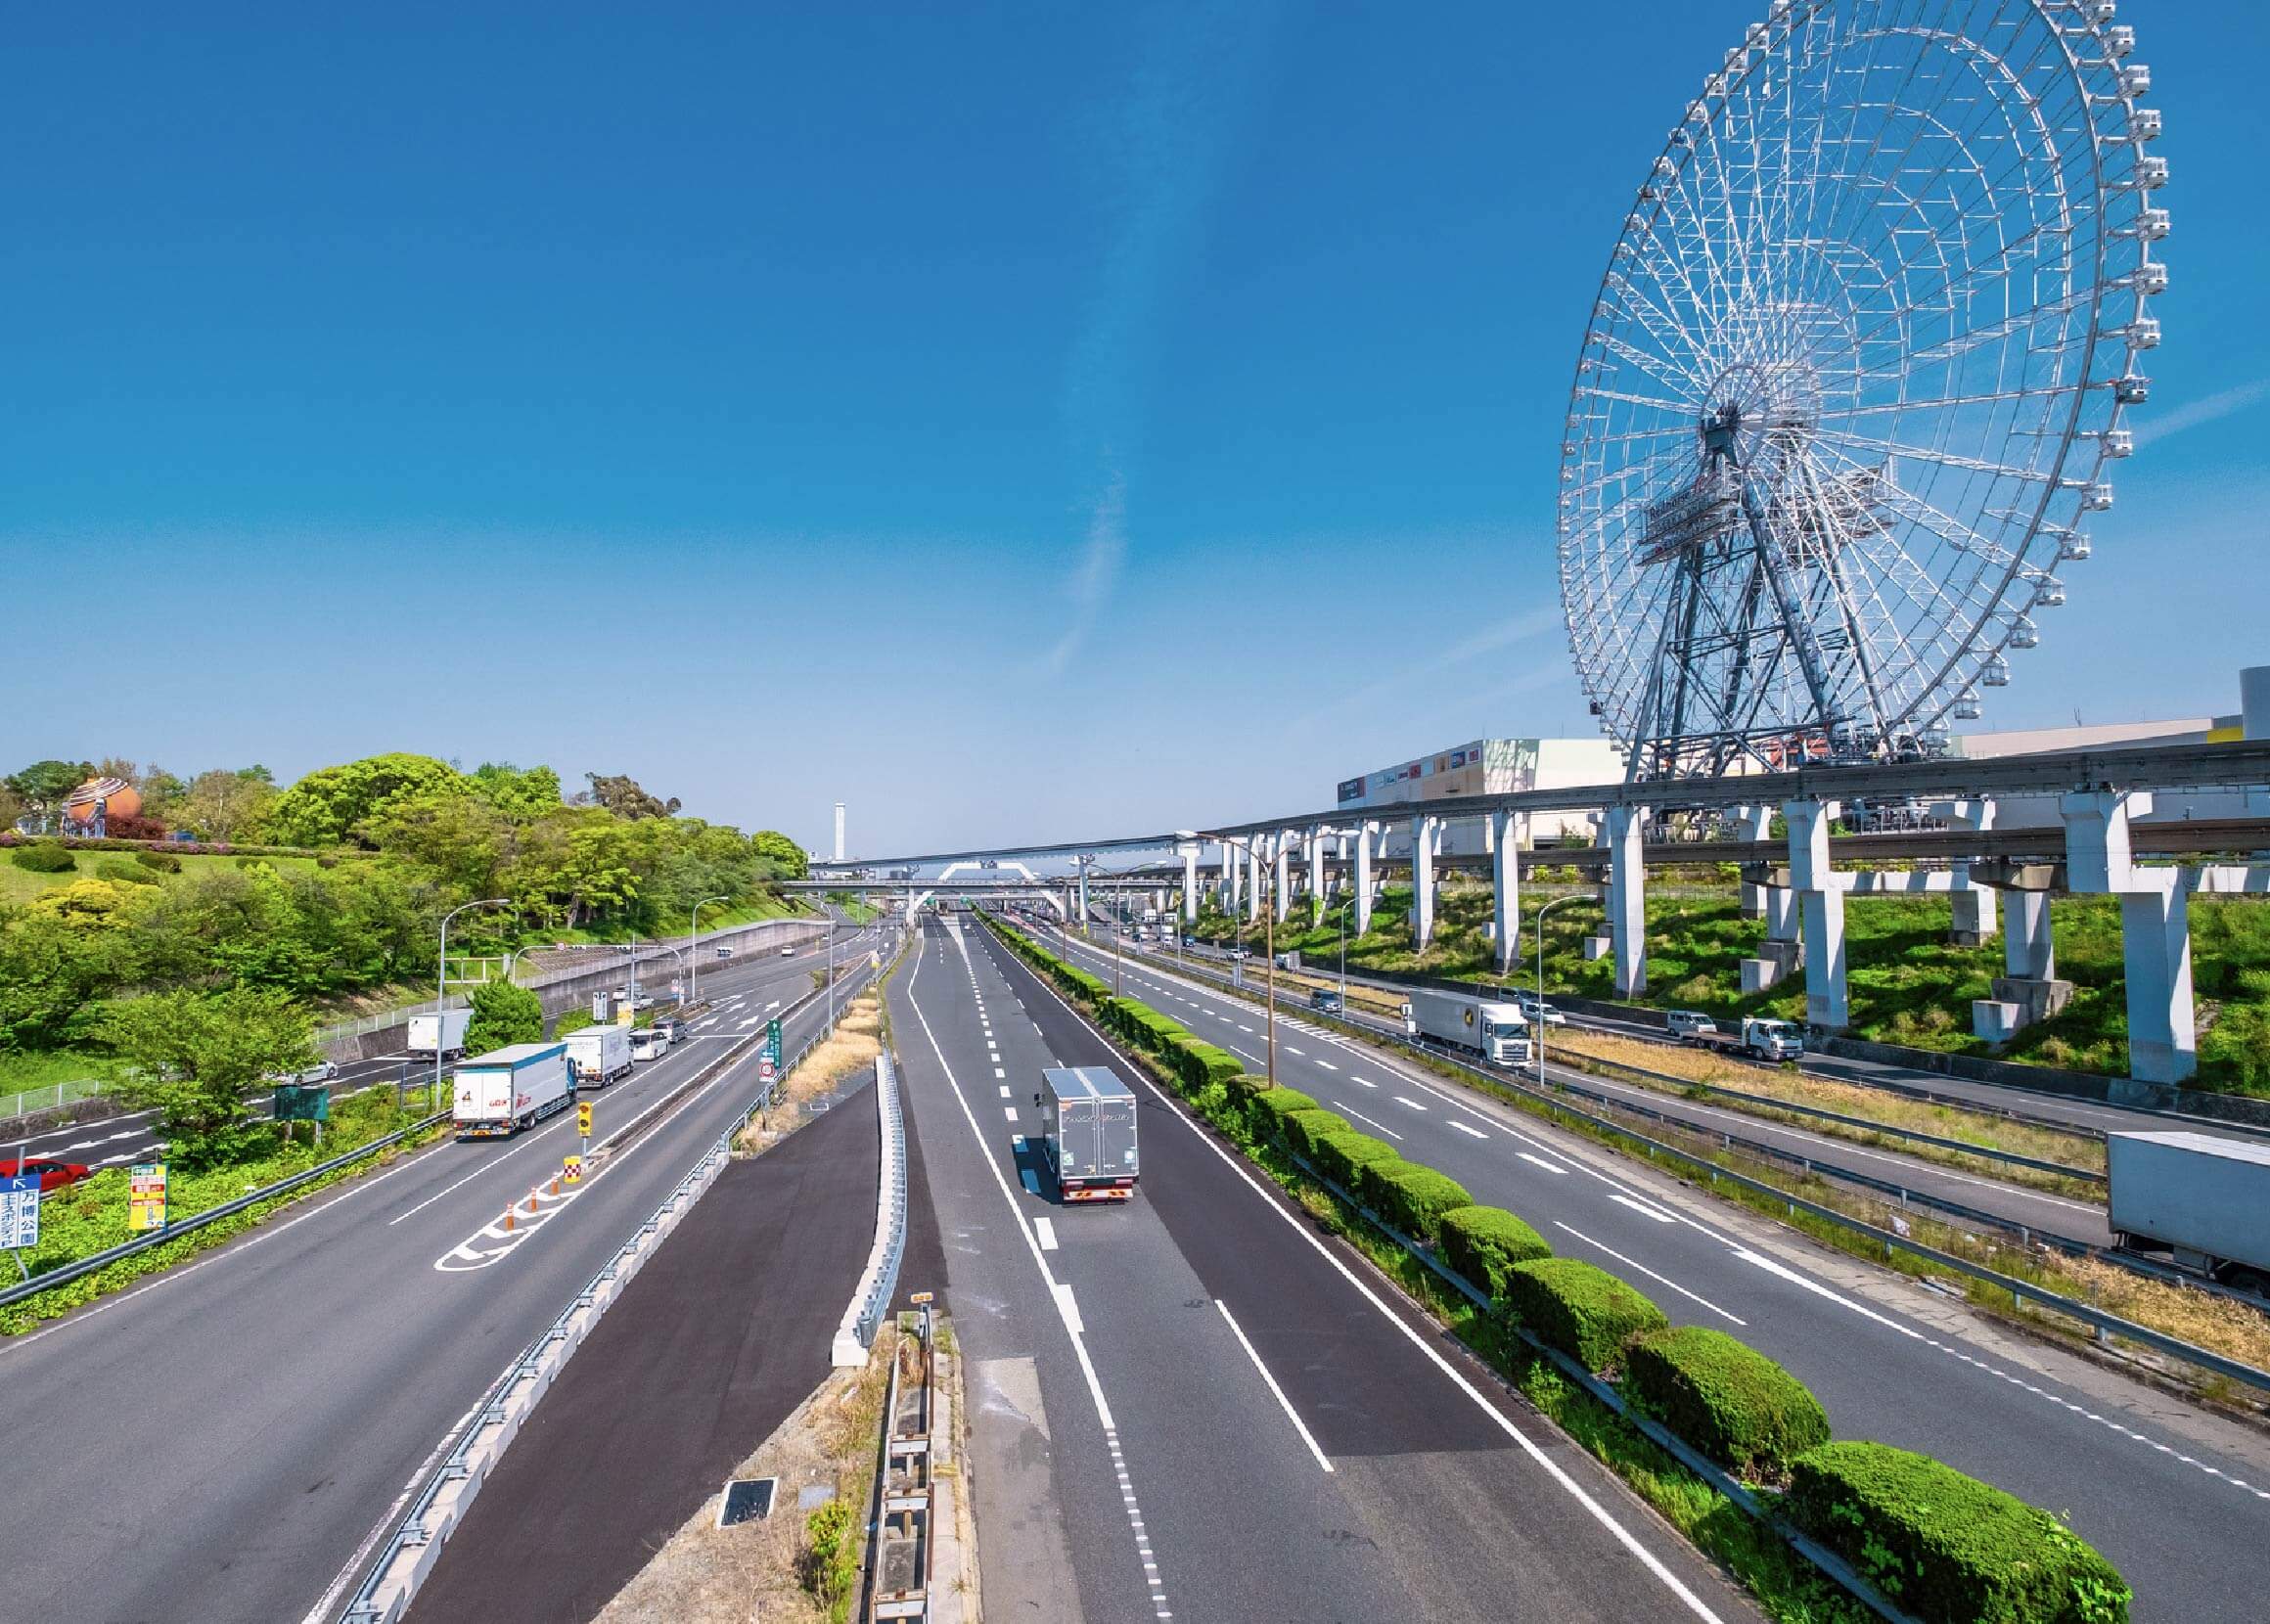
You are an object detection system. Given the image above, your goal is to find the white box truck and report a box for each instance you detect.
[1741,1017,1805,1060]
[1403,989,1530,1066]
[564,1023,632,1088]
[408,1008,474,1059]
[453,1042,574,1139]
[2108,1131,2270,1292]
[1033,1066,1139,1202]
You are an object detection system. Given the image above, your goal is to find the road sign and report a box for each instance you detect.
[563,1153,583,1185]
[128,1163,168,1231]
[577,1101,593,1137]
[272,1083,331,1123]
[0,1174,39,1251]
[765,1019,783,1065]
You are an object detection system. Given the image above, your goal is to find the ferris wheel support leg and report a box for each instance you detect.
[1606,805,1649,999]
[1784,799,1851,1032]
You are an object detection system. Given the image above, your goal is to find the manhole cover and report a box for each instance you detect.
[717,1477,778,1527]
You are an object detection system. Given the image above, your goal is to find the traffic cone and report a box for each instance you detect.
[503,1205,515,1232]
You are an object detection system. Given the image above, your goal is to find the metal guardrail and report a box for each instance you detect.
[339,948,891,1624]
[0,1107,450,1312]
[1047,924,2270,1393]
[840,1054,909,1359]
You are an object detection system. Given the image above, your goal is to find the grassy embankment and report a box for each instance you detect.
[1188,880,2270,1094]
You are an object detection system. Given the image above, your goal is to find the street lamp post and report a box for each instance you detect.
[436,898,511,1112]
[690,896,729,1004]
[1533,894,1587,1084]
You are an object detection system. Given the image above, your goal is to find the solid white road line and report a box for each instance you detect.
[1551,1221,1748,1326]
[1215,1299,1333,1473]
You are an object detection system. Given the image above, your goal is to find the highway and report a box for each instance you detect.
[0,925,881,1624]
[1035,917,2270,1624]
[893,916,1758,1624]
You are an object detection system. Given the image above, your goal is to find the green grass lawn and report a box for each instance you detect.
[0,850,329,905]
[1192,880,2270,1095]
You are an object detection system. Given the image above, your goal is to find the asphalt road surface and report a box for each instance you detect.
[893,917,1760,1624]
[1042,919,2270,1624]
[406,1076,883,1624]
[0,925,881,1624]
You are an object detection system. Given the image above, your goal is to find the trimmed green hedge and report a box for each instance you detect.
[1311,1129,1400,1189]
[1439,1205,1553,1303]
[1248,1086,1318,1135]
[1621,1326,1829,1478]
[1785,1441,2129,1624]
[10,841,74,873]
[95,857,161,886]
[1502,1258,1668,1373]
[1354,1158,1472,1243]
[1282,1107,1351,1160]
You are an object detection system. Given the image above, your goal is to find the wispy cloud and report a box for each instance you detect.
[1287,606,1564,731]
[2130,378,2270,447]
[1044,2,1279,672]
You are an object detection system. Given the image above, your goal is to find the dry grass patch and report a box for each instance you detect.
[735,993,885,1153]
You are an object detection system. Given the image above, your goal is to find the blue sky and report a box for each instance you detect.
[5,2,2263,855]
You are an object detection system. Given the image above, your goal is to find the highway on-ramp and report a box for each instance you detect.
[894,917,1758,1624]
[0,926,881,1624]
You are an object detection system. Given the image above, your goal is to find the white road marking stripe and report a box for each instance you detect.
[1611,1193,1676,1224]
[1518,1151,1570,1175]
[1552,1221,1747,1326]
[1215,1299,1333,1473]
[1448,1120,1488,1139]
[1333,1102,1404,1142]
[1392,1096,1428,1111]
[1036,1216,1059,1251]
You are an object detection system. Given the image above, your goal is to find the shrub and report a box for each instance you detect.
[10,841,74,873]
[94,857,160,886]
[1439,1205,1552,1303]
[1501,1258,1667,1373]
[234,855,271,871]
[1173,1042,1243,1093]
[1620,1326,1829,1477]
[133,849,181,873]
[1246,1085,1317,1136]
[1282,1107,1351,1160]
[1311,1129,1399,1189]
[1785,1441,2130,1624]
[1354,1158,1473,1243]
[1228,1071,1283,1101]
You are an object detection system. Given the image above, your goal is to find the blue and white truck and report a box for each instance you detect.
[453,1042,575,1139]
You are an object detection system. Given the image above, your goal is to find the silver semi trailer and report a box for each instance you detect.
[1402,988,1531,1066]
[2108,1131,2270,1292]
[1033,1065,1139,1202]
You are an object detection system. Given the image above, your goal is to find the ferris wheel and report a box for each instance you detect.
[1557,0,2165,782]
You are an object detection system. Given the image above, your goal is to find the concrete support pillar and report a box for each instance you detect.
[1076,864,1090,931]
[1309,828,1327,925]
[1180,844,1200,924]
[1785,798,1848,1030]
[1274,835,1293,924]
[2062,789,2197,1084]
[1246,840,1263,924]
[1605,804,1648,998]
[1490,809,1523,974]
[1413,816,1442,950]
[2004,892,2056,980]
[1736,804,1773,918]
[1354,822,1380,936]
[1931,798,2000,946]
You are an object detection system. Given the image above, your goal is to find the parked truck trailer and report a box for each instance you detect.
[1402,989,1531,1066]
[407,1008,474,1060]
[1033,1066,1139,1202]
[2108,1131,2270,1292]
[564,1022,633,1088]
[453,1042,574,1140]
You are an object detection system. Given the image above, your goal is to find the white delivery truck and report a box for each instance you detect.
[2108,1131,2270,1292]
[407,1008,474,1060]
[1403,988,1531,1066]
[1033,1066,1139,1202]
[453,1042,574,1139]
[1741,1017,1805,1060]
[564,1023,633,1088]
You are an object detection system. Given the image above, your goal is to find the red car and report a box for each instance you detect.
[0,1157,93,1194]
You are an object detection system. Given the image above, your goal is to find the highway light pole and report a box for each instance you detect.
[435,898,510,1112]
[1533,894,1585,1084]
[689,896,729,1004]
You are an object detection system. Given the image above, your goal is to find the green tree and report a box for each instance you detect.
[137,766,190,822]
[354,789,510,895]
[0,907,128,1050]
[7,759,90,816]
[580,772,679,820]
[468,762,564,824]
[264,753,465,847]
[751,829,809,880]
[464,976,544,1055]
[104,986,316,1166]
[178,768,280,842]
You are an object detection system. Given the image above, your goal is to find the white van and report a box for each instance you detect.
[630,1027,668,1061]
